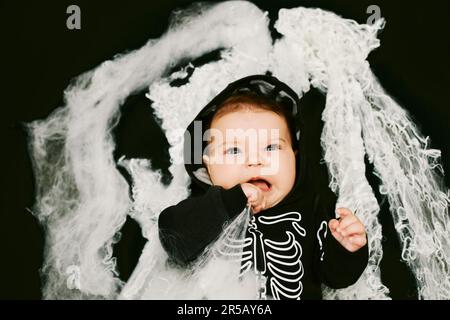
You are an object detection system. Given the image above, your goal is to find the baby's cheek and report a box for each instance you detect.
[279,155,296,190]
[280,151,296,171]
[213,165,244,189]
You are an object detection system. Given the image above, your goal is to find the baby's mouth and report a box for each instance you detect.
[247,177,272,192]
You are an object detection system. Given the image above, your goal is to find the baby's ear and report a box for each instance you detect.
[202,155,210,165]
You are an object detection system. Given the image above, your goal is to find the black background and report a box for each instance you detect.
[2,0,449,299]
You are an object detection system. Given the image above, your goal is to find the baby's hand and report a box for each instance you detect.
[241,183,266,214]
[329,208,367,252]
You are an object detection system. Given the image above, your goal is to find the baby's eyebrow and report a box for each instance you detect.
[270,137,287,144]
[209,135,240,148]
[217,139,241,147]
[208,135,237,144]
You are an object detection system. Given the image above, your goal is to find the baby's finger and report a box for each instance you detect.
[341,222,365,237]
[252,204,263,214]
[336,214,358,231]
[330,228,344,243]
[248,191,258,202]
[349,235,367,247]
[328,219,339,232]
[336,207,353,219]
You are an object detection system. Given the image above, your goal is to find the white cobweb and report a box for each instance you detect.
[26,1,450,299]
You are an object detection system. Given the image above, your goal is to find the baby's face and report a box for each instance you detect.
[203,108,296,209]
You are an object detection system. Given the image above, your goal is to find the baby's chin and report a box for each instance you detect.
[263,187,289,210]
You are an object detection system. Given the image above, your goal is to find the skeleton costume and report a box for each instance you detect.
[158,75,368,300]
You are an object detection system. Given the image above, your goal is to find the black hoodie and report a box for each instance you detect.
[158,75,368,300]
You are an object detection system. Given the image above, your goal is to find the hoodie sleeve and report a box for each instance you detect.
[314,191,369,289]
[158,184,248,266]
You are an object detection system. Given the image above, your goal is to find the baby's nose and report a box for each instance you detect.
[247,151,266,166]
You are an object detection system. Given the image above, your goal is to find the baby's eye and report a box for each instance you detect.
[265,144,281,151]
[225,147,242,155]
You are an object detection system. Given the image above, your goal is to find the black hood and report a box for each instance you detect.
[183,74,317,203]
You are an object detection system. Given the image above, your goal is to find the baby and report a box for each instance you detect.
[159,75,368,299]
